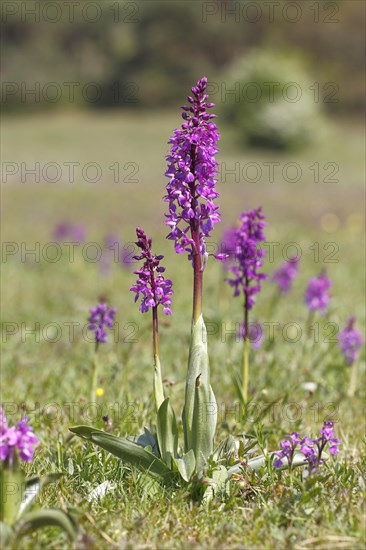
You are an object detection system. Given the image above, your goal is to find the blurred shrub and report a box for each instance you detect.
[221,51,322,150]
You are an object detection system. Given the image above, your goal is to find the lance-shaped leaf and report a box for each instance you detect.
[69,426,171,480]
[172,450,196,482]
[183,315,211,451]
[227,451,311,477]
[18,473,63,519]
[15,509,77,542]
[191,375,217,473]
[156,398,178,467]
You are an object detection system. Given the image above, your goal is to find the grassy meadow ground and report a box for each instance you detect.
[1,109,365,549]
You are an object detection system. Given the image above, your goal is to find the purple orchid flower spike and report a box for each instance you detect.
[271,257,299,294]
[305,271,331,314]
[0,407,38,465]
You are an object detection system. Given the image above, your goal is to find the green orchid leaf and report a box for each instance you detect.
[227,451,313,477]
[69,425,105,439]
[156,398,178,467]
[184,315,212,451]
[15,509,77,542]
[136,428,160,457]
[153,355,165,413]
[70,426,171,480]
[172,450,196,482]
[18,473,63,519]
[202,465,229,504]
[0,468,24,525]
[191,376,217,472]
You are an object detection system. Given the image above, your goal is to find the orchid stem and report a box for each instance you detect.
[242,336,249,403]
[91,346,99,403]
[348,361,358,397]
[152,306,164,411]
[242,295,249,403]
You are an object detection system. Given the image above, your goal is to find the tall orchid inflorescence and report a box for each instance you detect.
[131,227,173,316]
[224,207,267,402]
[164,76,222,322]
[130,227,173,411]
[225,208,267,308]
[163,77,220,460]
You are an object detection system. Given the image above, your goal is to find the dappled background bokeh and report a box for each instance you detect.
[1,0,365,403]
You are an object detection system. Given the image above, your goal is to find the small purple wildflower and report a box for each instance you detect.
[88,303,117,344]
[274,421,340,472]
[304,271,331,314]
[130,227,173,315]
[271,257,299,294]
[273,432,301,468]
[225,208,267,309]
[0,408,38,465]
[338,317,364,365]
[164,77,221,260]
[301,421,341,472]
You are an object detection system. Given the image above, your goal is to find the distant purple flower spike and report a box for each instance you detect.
[338,317,363,365]
[130,227,173,315]
[225,207,267,309]
[164,77,221,260]
[271,257,299,294]
[53,222,70,240]
[304,271,331,314]
[88,303,116,344]
[53,222,86,243]
[70,224,86,243]
[0,407,38,465]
